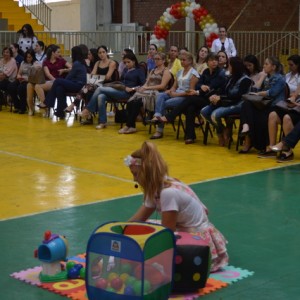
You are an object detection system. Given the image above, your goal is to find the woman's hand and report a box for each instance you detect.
[186,89,197,96]
[201,85,210,93]
[209,95,220,105]
[126,87,135,93]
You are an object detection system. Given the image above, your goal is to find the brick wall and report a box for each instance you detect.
[126,0,299,31]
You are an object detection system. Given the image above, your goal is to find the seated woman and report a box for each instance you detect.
[195,46,209,75]
[34,41,46,64]
[201,56,252,146]
[217,50,229,72]
[27,45,72,112]
[80,52,146,129]
[239,56,286,154]
[167,45,182,78]
[243,54,265,86]
[44,46,87,118]
[263,78,300,160]
[118,52,172,134]
[8,49,39,115]
[118,48,133,77]
[126,141,229,272]
[150,51,199,139]
[154,53,227,144]
[86,48,99,73]
[65,45,117,117]
[10,43,24,67]
[0,47,18,95]
[270,117,300,162]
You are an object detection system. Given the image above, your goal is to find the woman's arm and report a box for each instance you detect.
[128,205,155,222]
[105,60,117,81]
[91,61,100,76]
[43,66,55,81]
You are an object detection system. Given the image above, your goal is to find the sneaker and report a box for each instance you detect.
[124,127,137,134]
[257,150,277,158]
[96,123,107,129]
[277,151,294,163]
[118,126,129,134]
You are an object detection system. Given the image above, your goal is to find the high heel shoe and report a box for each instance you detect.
[37,103,47,109]
[270,142,290,152]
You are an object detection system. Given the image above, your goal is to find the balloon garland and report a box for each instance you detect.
[150,0,219,51]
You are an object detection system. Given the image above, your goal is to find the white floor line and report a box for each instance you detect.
[0,149,133,184]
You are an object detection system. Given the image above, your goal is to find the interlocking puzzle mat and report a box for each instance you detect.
[11,254,254,299]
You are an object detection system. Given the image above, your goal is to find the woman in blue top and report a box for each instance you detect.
[45,46,87,119]
[80,52,146,129]
[239,56,286,153]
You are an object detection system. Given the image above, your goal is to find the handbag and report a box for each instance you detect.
[28,65,46,84]
[103,81,126,91]
[275,100,300,114]
[242,93,272,110]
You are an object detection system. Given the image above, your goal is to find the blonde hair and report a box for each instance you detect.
[131,142,169,203]
[180,51,196,68]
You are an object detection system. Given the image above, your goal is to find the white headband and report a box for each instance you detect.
[124,155,142,167]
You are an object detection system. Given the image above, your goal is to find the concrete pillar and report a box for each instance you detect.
[122,0,130,24]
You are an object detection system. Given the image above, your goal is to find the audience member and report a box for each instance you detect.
[284,54,300,93]
[118,48,134,77]
[147,44,158,72]
[65,45,117,115]
[154,53,227,144]
[44,46,87,119]
[167,45,182,78]
[149,51,199,139]
[8,49,38,115]
[243,54,264,86]
[201,57,252,146]
[34,41,46,64]
[239,56,286,154]
[17,24,38,53]
[195,46,209,75]
[211,26,237,57]
[29,44,71,110]
[118,52,172,134]
[0,47,18,94]
[87,48,99,74]
[80,52,145,129]
[217,50,229,72]
[10,43,24,67]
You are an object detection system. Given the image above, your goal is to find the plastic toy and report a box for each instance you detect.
[34,230,69,282]
[85,221,176,300]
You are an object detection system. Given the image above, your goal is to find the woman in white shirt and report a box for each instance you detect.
[211,26,237,58]
[34,41,46,64]
[126,141,229,272]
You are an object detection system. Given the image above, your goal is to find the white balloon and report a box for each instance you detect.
[159,39,166,47]
[166,8,171,13]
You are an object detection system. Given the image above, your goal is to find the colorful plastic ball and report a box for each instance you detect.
[66,261,76,271]
[133,280,142,295]
[110,277,123,290]
[95,278,108,289]
[106,287,115,292]
[120,263,132,274]
[120,273,129,282]
[79,267,86,279]
[108,272,119,282]
[74,264,83,271]
[125,275,136,286]
[68,267,80,279]
[124,286,135,295]
[144,280,151,293]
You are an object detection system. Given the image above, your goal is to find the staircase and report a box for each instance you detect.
[0,0,45,31]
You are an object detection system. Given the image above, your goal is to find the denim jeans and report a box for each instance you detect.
[96,86,130,124]
[45,78,83,113]
[201,102,242,134]
[154,92,186,133]
[86,86,103,113]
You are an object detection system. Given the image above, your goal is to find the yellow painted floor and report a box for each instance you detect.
[1,104,299,220]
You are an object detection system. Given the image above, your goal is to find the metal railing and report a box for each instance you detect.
[1,30,299,65]
[18,0,52,30]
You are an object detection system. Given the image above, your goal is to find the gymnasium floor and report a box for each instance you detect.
[0,105,299,300]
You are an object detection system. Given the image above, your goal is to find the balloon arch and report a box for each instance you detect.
[150,0,219,51]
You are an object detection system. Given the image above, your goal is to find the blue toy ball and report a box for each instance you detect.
[124,285,135,295]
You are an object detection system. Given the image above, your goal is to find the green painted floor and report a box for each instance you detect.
[1,165,300,300]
